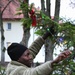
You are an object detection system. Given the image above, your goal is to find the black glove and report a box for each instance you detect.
[46,25,56,36]
[42,25,56,40]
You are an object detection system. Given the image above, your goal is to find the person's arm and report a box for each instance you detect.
[42,31,51,40]
[28,33,51,58]
[29,26,55,58]
[21,50,71,75]
[28,36,45,59]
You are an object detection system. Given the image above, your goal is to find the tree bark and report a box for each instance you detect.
[20,0,30,47]
[0,10,5,64]
[20,26,30,47]
[54,0,61,22]
[41,0,61,62]
[46,0,51,16]
[44,0,54,61]
[0,0,12,64]
[45,39,54,61]
[41,0,45,13]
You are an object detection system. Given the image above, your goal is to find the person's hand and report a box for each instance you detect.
[51,50,72,67]
[42,25,56,40]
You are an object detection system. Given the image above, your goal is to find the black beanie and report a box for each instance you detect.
[7,43,28,61]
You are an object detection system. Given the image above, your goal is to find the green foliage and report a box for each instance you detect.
[21,18,32,28]
[19,1,29,12]
[35,12,75,75]
[16,2,29,15]
[51,50,75,75]
[35,29,44,36]
[35,12,59,36]
[55,22,75,49]
[16,1,32,29]
[35,12,75,48]
[0,66,6,75]
[51,59,75,75]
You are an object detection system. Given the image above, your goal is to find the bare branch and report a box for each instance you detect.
[69,0,75,8]
[2,0,13,13]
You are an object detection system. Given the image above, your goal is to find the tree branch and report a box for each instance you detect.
[2,0,13,13]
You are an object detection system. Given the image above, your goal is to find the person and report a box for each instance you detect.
[6,28,71,75]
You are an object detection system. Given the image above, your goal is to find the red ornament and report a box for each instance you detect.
[29,9,36,27]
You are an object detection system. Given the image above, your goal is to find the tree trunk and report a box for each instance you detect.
[20,26,30,47]
[20,0,30,47]
[41,0,54,61]
[40,0,61,62]
[41,0,45,13]
[45,39,54,61]
[45,0,54,61]
[46,0,51,16]
[0,11,5,64]
[0,0,14,64]
[54,0,61,22]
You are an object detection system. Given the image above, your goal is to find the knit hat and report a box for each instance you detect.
[7,43,28,61]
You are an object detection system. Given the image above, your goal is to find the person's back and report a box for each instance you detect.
[6,61,29,75]
[6,60,54,75]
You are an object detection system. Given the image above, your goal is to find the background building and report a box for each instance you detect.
[0,0,24,62]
